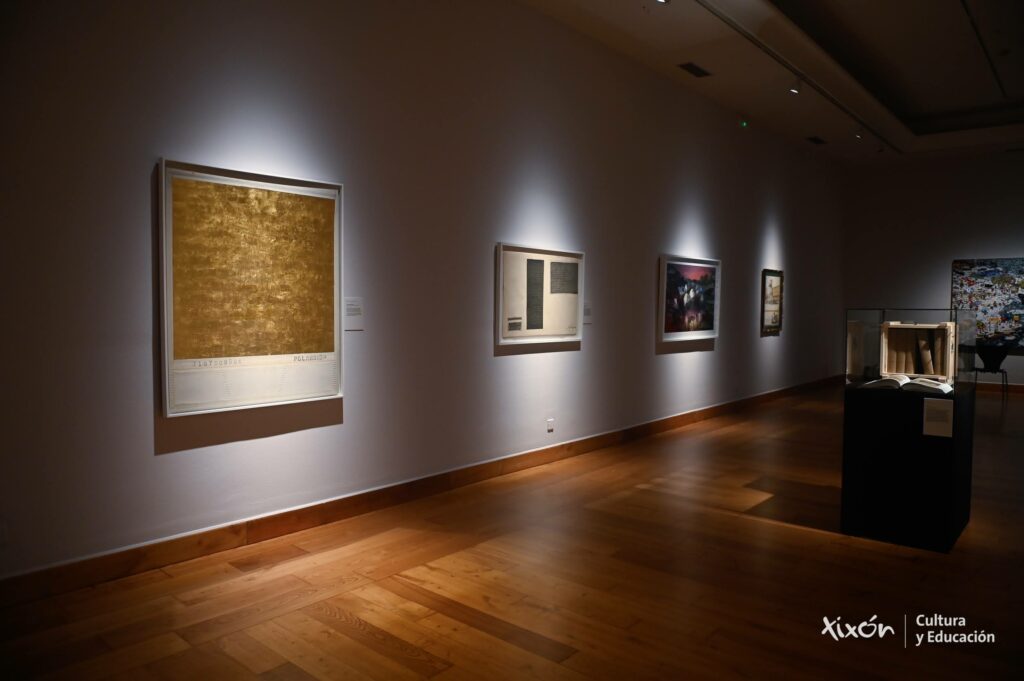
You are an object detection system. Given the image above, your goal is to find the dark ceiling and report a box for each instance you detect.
[769,0,1024,135]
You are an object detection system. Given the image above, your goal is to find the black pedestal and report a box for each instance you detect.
[841,384,975,552]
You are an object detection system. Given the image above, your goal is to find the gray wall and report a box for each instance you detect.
[0,0,844,576]
[843,157,1024,384]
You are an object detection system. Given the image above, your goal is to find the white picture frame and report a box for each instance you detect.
[760,268,783,337]
[495,242,584,346]
[161,159,343,417]
[658,254,721,342]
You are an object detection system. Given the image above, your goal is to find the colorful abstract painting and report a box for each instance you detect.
[952,258,1024,350]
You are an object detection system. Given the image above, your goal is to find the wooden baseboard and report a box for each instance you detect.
[0,374,843,608]
[976,381,1024,394]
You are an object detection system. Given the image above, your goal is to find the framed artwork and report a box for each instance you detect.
[659,255,720,342]
[161,159,343,416]
[951,257,1024,351]
[760,269,783,337]
[496,243,584,345]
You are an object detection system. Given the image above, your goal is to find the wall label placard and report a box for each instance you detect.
[344,297,365,331]
[923,398,954,438]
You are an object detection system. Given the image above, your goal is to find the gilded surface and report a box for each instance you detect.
[172,177,335,359]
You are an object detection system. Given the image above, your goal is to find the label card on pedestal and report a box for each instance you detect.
[923,398,954,438]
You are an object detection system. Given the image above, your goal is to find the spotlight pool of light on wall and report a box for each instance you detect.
[500,156,578,250]
[652,349,715,422]
[487,151,593,452]
[651,188,719,415]
[152,77,350,518]
[668,191,713,262]
[760,209,784,272]
[490,350,582,441]
[180,87,333,184]
[756,208,786,388]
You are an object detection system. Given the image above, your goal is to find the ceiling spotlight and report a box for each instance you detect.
[656,0,671,4]
[854,129,864,140]
[789,79,802,95]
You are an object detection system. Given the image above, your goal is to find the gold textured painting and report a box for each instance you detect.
[171,177,335,359]
[162,159,342,417]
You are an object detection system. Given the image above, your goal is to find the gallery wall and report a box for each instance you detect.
[0,0,844,577]
[843,156,1024,385]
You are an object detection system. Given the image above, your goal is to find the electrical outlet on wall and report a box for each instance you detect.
[546,418,555,433]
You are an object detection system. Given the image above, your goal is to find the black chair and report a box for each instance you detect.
[975,345,1010,398]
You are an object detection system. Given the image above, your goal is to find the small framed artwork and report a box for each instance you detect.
[659,255,721,342]
[161,159,343,416]
[496,243,584,345]
[760,269,783,337]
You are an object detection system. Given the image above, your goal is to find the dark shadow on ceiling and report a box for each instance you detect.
[769,0,1024,135]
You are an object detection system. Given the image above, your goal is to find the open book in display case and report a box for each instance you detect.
[842,309,977,552]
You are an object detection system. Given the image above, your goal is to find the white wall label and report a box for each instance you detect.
[583,300,593,325]
[344,297,365,331]
[922,398,954,438]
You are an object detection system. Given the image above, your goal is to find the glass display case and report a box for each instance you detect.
[842,308,977,552]
[846,308,977,389]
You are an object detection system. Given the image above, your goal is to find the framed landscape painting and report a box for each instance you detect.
[659,255,720,342]
[161,159,343,416]
[761,269,783,337]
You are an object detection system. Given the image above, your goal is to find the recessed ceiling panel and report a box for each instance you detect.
[525,0,1024,158]
[769,0,1024,134]
[552,0,733,52]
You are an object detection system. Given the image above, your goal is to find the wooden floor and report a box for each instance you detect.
[2,386,1022,680]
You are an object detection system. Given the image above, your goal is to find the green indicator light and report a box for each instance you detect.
[740,120,749,128]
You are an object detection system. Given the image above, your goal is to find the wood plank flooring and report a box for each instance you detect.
[2,386,1021,679]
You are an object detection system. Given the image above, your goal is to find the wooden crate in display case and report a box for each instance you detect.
[879,321,956,384]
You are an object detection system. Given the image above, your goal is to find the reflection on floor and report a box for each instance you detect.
[1,386,1021,679]
[743,477,842,533]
